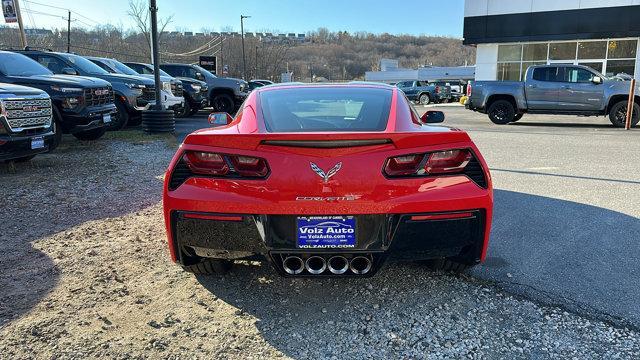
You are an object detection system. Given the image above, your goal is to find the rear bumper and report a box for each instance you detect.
[0,130,55,161]
[168,210,488,277]
[465,99,485,112]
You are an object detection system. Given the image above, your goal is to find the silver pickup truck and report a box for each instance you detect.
[465,64,639,127]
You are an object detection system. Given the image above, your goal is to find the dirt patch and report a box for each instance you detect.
[1,134,639,359]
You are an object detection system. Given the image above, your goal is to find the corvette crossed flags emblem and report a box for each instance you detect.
[310,162,342,184]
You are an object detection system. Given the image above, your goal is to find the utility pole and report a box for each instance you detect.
[67,11,71,53]
[240,15,250,80]
[14,0,27,48]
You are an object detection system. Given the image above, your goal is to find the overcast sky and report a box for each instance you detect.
[12,0,465,37]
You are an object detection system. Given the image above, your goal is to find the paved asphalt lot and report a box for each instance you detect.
[178,105,640,329]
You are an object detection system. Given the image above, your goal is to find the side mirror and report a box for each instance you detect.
[195,72,205,81]
[61,67,78,75]
[208,112,233,127]
[592,76,603,84]
[420,110,445,124]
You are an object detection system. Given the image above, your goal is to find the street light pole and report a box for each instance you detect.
[149,0,162,110]
[240,15,250,80]
[141,0,174,134]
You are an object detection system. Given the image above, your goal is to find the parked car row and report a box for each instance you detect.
[0,48,250,163]
[396,80,453,105]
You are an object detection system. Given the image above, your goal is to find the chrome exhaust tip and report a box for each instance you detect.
[283,256,304,275]
[305,256,327,275]
[327,256,349,275]
[349,256,372,275]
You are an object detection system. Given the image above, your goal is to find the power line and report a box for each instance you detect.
[22,9,66,21]
[68,44,150,60]
[22,1,37,28]
[23,0,100,25]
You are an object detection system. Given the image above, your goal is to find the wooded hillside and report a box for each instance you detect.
[0,26,475,81]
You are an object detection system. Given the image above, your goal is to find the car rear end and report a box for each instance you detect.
[163,85,493,277]
[435,84,452,103]
[0,89,55,161]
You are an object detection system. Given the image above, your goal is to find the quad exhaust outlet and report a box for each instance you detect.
[327,256,349,275]
[349,256,372,275]
[280,254,373,275]
[283,256,304,275]
[305,256,327,274]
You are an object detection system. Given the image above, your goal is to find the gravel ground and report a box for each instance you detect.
[1,132,639,359]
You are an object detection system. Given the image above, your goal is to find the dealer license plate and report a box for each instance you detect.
[31,136,45,149]
[297,216,356,249]
[103,114,112,123]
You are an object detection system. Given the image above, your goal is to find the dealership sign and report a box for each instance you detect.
[199,56,217,74]
[2,0,17,23]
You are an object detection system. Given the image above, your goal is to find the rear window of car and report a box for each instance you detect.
[532,67,559,82]
[259,87,392,132]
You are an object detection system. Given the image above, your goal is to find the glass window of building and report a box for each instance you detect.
[579,62,604,73]
[523,43,548,61]
[497,62,521,81]
[578,41,607,59]
[549,42,577,60]
[498,45,522,61]
[607,40,637,59]
[606,59,635,77]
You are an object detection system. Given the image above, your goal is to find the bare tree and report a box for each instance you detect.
[127,0,174,57]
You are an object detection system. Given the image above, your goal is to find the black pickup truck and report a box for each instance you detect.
[0,51,115,146]
[17,49,155,129]
[0,83,55,162]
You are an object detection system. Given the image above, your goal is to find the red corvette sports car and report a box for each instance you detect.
[163,83,493,277]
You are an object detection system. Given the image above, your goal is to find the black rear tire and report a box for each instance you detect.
[211,93,234,113]
[487,100,516,124]
[609,100,640,128]
[182,259,233,275]
[73,127,106,141]
[424,258,471,273]
[50,107,63,151]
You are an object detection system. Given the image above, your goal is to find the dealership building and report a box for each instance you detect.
[464,0,640,81]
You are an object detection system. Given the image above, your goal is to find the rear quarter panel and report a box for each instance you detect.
[470,81,527,110]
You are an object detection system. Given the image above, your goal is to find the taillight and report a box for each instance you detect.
[184,152,229,175]
[384,154,425,176]
[425,150,471,174]
[230,155,269,177]
[384,149,472,177]
[467,82,472,97]
[182,151,269,178]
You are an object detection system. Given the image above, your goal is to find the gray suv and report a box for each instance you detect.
[160,63,248,113]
